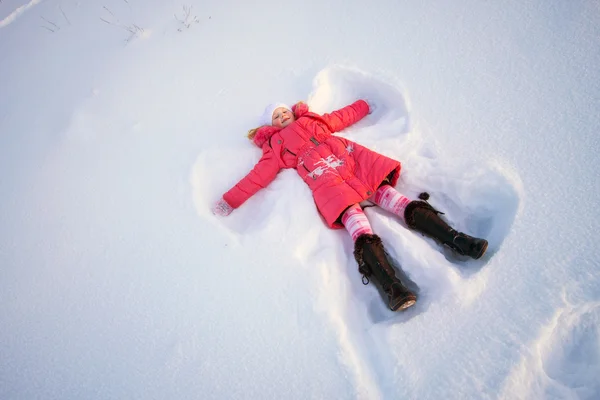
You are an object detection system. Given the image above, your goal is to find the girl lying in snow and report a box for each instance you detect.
[212,100,488,311]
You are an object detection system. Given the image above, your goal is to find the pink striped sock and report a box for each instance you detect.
[341,204,373,242]
[369,185,412,222]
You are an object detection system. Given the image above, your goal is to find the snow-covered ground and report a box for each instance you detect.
[1,1,599,399]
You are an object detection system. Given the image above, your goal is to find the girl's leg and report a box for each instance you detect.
[341,204,373,242]
[369,184,411,222]
[343,203,416,311]
[404,200,488,259]
[371,185,488,259]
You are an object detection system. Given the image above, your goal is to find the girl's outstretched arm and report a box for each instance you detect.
[320,99,371,133]
[218,146,281,213]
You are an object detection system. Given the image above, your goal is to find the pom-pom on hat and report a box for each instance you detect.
[261,103,292,126]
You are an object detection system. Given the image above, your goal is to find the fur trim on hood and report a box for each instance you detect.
[252,102,310,147]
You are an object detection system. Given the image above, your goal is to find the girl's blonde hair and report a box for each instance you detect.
[247,127,259,141]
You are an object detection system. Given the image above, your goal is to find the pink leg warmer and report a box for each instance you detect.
[341,204,373,242]
[369,185,411,222]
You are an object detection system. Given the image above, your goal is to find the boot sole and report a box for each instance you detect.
[473,240,489,260]
[398,298,416,310]
[391,296,417,311]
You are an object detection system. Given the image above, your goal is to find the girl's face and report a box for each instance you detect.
[271,107,295,128]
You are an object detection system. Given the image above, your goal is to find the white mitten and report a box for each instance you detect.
[365,99,377,114]
[212,198,233,216]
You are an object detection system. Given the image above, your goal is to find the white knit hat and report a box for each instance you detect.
[260,102,292,126]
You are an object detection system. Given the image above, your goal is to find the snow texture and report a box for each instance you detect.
[1,0,599,399]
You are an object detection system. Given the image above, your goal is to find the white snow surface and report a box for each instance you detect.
[1,0,599,399]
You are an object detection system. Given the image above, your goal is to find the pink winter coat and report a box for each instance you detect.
[223,100,401,228]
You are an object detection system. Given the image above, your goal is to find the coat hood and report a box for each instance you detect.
[252,102,310,147]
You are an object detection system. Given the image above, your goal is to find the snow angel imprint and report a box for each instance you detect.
[213,100,488,311]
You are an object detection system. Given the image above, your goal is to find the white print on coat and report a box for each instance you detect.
[346,144,354,153]
[306,155,345,180]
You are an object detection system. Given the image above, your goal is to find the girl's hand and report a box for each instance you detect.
[212,198,233,216]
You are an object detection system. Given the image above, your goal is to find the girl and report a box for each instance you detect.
[212,100,488,311]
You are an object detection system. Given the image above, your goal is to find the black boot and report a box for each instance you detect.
[404,201,488,259]
[354,234,417,311]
